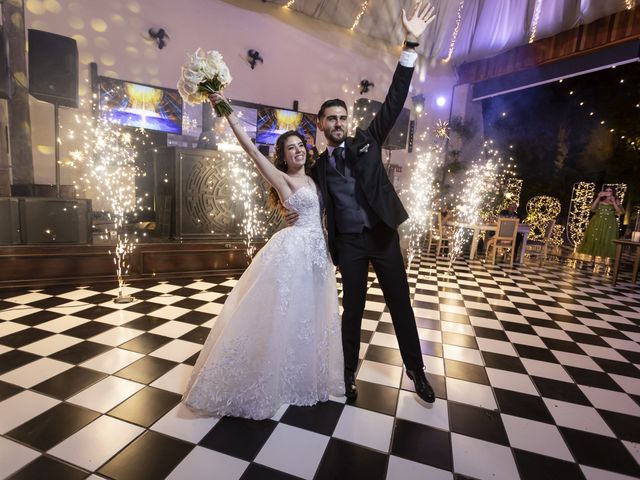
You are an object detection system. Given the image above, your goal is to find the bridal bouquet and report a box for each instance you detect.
[177,48,233,116]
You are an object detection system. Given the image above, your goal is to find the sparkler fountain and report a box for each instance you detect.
[402,120,448,267]
[224,150,270,260]
[405,149,439,266]
[67,109,147,303]
[448,143,513,270]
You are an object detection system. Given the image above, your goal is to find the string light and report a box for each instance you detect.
[524,196,561,241]
[550,224,564,249]
[285,0,295,7]
[351,1,369,31]
[443,0,464,63]
[602,183,627,205]
[567,182,595,247]
[529,0,543,43]
[478,151,518,223]
[503,178,523,209]
[562,84,639,150]
[625,0,633,9]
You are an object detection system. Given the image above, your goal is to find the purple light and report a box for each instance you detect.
[436,96,446,107]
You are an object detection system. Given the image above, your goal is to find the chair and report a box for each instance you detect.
[524,219,555,266]
[435,212,455,257]
[485,218,519,265]
[426,225,435,254]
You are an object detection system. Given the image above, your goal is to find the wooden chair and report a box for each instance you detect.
[424,212,436,254]
[436,212,455,257]
[524,219,555,266]
[485,218,519,265]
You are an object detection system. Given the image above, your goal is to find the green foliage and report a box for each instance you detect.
[448,116,476,141]
[439,117,477,185]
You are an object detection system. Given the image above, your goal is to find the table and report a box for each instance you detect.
[612,239,640,286]
[467,224,531,263]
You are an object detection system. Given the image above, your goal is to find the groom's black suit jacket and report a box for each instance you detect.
[312,63,413,265]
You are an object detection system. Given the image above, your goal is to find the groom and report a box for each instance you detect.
[290,2,436,403]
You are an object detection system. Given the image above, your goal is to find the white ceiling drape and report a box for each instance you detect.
[265,0,635,64]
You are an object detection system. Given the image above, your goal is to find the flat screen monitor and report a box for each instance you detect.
[256,107,316,148]
[98,76,183,134]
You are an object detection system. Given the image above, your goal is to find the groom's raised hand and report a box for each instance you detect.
[402,1,436,43]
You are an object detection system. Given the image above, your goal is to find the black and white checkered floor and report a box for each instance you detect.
[1,252,640,480]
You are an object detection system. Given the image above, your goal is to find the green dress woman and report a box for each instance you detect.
[577,187,623,259]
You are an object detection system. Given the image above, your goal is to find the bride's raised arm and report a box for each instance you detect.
[210,93,290,198]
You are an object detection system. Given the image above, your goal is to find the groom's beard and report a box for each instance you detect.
[326,128,345,145]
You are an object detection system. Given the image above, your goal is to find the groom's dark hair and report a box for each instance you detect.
[317,98,348,119]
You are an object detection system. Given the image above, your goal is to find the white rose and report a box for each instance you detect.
[206,50,224,65]
[179,49,232,103]
[193,48,206,61]
[217,65,232,85]
[178,78,198,95]
[182,67,204,85]
[201,60,217,80]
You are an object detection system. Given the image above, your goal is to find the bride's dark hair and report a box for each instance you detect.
[268,130,316,211]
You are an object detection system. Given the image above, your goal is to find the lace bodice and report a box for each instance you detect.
[284,185,323,230]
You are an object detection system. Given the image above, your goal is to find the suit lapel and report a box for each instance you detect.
[345,138,354,160]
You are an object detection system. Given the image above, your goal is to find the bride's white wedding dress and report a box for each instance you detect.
[183,185,344,420]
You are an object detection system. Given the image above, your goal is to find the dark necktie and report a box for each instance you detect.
[332,146,345,175]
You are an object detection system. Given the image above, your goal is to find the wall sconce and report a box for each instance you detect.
[247,50,264,69]
[148,28,169,49]
[411,94,425,113]
[359,79,374,94]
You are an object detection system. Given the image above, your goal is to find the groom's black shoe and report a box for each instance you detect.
[344,370,358,400]
[406,368,435,403]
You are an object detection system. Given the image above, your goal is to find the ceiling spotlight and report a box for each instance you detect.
[412,94,425,113]
[436,96,446,107]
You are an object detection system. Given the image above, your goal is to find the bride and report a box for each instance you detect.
[182,96,344,420]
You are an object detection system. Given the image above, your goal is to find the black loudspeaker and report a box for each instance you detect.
[0,27,11,99]
[407,120,415,153]
[353,98,410,150]
[19,198,91,243]
[28,29,78,107]
[11,183,76,198]
[0,198,20,244]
